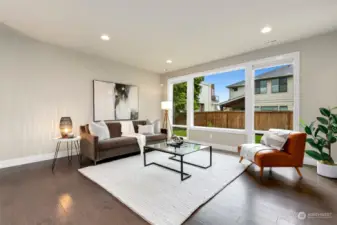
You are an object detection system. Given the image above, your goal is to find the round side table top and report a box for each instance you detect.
[52,136,81,142]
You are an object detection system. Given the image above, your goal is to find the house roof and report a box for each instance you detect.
[226,65,293,88]
[219,95,245,107]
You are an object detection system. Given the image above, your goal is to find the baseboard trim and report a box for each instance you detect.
[0,150,77,170]
[189,140,317,167]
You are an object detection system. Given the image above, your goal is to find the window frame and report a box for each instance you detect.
[261,106,279,111]
[167,52,300,142]
[271,77,288,93]
[255,80,267,94]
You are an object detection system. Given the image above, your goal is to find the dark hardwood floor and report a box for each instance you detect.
[0,152,336,225]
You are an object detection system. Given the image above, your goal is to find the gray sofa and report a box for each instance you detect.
[80,120,166,164]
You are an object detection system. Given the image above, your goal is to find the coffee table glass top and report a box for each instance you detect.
[145,141,209,156]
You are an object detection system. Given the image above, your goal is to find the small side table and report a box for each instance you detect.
[52,136,81,172]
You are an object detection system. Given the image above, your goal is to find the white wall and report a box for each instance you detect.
[161,30,337,161]
[0,25,161,161]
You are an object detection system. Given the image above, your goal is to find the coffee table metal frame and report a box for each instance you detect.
[143,142,212,181]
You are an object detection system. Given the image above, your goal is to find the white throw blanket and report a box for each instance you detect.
[240,144,274,162]
[120,121,146,155]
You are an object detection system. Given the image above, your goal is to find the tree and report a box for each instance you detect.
[173,77,204,120]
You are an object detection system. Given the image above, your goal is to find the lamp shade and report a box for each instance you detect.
[161,101,172,110]
[59,117,72,138]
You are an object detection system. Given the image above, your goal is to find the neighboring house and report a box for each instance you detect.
[197,82,219,112]
[219,65,293,111]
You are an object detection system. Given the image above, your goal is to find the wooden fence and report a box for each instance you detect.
[174,111,293,130]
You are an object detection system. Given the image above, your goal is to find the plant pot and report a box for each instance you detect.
[317,161,337,178]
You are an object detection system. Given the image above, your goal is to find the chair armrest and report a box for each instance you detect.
[80,126,99,161]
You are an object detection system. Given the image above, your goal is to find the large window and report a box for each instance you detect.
[167,53,299,141]
[193,69,246,129]
[172,82,187,137]
[254,64,294,131]
[172,82,187,126]
[255,80,267,94]
[272,77,287,93]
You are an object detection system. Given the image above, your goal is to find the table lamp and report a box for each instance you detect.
[60,117,73,138]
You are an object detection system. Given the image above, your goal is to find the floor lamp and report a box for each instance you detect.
[161,101,173,137]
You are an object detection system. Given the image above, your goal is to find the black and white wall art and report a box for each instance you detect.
[93,80,139,121]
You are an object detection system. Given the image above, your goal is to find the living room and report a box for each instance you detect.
[1,1,337,225]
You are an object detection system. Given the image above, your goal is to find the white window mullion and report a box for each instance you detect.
[167,82,173,137]
[245,65,254,143]
[186,78,194,139]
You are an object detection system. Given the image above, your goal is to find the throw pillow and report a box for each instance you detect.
[89,121,110,141]
[146,119,161,133]
[260,129,291,150]
[138,124,154,135]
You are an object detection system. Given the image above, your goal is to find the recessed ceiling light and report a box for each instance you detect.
[166,59,172,64]
[261,26,272,34]
[100,34,110,41]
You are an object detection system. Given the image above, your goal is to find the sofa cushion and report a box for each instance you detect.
[98,137,137,150]
[133,120,146,133]
[106,123,122,138]
[146,134,167,142]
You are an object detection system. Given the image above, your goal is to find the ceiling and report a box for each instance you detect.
[1,0,337,74]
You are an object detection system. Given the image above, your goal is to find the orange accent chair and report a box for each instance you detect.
[238,132,307,178]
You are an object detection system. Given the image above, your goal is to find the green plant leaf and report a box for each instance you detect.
[328,134,337,143]
[320,108,331,117]
[309,121,315,129]
[332,125,337,133]
[306,138,318,149]
[331,114,337,124]
[314,127,320,137]
[305,150,323,161]
[318,125,328,134]
[304,126,312,135]
[322,152,335,164]
[317,117,328,125]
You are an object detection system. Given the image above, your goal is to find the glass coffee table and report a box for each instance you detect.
[144,141,212,181]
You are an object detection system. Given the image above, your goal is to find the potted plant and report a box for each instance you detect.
[301,107,337,178]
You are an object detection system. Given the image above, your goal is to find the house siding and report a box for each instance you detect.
[229,86,245,99]
[255,77,293,110]
[198,83,217,111]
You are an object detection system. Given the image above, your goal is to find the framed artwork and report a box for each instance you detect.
[93,80,139,121]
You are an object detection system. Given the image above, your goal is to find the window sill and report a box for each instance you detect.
[190,126,246,134]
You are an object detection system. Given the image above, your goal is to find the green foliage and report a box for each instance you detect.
[302,107,337,164]
[194,77,204,110]
[255,134,263,143]
[172,128,187,137]
[173,77,204,118]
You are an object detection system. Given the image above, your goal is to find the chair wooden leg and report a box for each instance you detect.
[260,167,264,178]
[295,167,303,178]
[239,156,243,163]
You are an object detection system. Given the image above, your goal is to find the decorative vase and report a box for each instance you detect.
[317,161,337,178]
[60,117,72,138]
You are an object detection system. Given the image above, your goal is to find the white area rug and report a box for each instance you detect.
[79,151,250,225]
